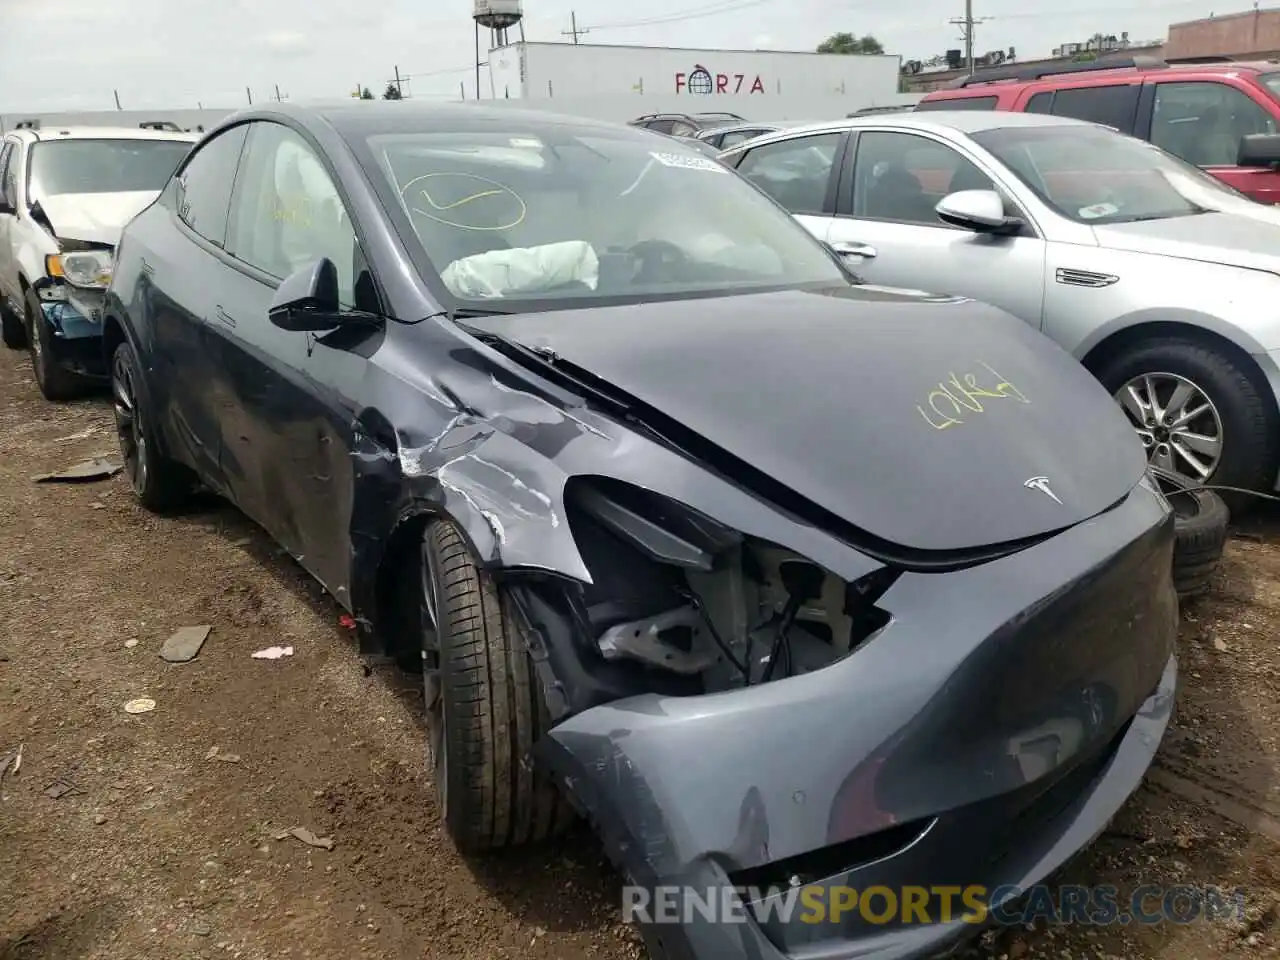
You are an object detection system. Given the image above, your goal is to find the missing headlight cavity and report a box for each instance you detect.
[566,478,898,693]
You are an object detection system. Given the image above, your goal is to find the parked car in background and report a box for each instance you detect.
[690,119,819,151]
[627,111,745,137]
[917,56,1280,203]
[0,125,197,399]
[106,101,1176,960]
[719,110,1280,495]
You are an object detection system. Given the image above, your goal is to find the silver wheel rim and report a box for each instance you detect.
[112,351,148,494]
[421,544,446,812]
[1115,372,1224,483]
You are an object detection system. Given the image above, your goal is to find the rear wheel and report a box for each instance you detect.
[25,287,85,401]
[111,339,194,512]
[1095,338,1279,507]
[419,520,574,853]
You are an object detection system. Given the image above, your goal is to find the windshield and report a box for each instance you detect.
[360,126,845,309]
[971,125,1260,224]
[28,138,193,198]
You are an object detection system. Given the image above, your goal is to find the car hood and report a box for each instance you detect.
[469,286,1147,554]
[36,191,159,245]
[1093,210,1280,274]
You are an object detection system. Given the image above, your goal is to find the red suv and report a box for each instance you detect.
[917,56,1280,203]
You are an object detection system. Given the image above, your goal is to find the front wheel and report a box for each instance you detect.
[1095,338,1279,503]
[419,520,574,853]
[111,339,194,512]
[26,288,86,401]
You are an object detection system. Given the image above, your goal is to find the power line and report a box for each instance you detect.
[586,0,775,32]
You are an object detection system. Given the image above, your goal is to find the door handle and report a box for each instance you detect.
[213,305,236,328]
[139,257,155,277]
[830,241,878,259]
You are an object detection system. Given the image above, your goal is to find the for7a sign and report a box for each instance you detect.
[675,65,766,95]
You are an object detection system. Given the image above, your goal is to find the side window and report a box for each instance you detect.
[736,132,843,215]
[719,130,755,149]
[1150,81,1278,167]
[1,142,18,208]
[852,131,996,225]
[1025,92,1054,114]
[669,120,698,137]
[226,122,357,307]
[646,119,676,134]
[175,125,249,246]
[1047,84,1140,133]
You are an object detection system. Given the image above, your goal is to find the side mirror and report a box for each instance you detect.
[1237,133,1280,168]
[935,189,1022,234]
[268,258,345,332]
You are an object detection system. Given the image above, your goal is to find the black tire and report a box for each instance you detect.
[1151,466,1230,599]
[0,297,25,349]
[1094,338,1279,510]
[111,339,194,512]
[421,520,574,853]
[25,287,85,401]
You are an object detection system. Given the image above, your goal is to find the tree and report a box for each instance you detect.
[817,32,884,55]
[360,87,375,100]
[383,83,403,100]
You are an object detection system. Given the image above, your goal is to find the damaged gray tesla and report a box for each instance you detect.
[103,102,1178,959]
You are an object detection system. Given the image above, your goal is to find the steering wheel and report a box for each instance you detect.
[626,239,689,282]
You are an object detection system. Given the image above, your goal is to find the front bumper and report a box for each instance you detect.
[34,283,107,379]
[538,483,1178,960]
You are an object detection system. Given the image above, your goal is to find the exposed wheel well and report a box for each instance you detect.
[101,315,126,370]
[1081,321,1279,419]
[373,512,436,664]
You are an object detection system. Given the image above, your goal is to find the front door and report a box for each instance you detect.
[213,119,376,599]
[828,129,1047,325]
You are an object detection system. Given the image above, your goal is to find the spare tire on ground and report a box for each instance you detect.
[1149,467,1230,599]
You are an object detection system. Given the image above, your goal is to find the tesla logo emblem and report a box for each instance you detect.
[1025,476,1062,504]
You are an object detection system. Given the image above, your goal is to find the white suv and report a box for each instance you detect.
[0,125,197,399]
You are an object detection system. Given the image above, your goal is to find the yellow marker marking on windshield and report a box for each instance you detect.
[917,362,1029,431]
[399,172,527,231]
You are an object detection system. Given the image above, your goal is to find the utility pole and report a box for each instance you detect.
[246,87,253,104]
[394,65,404,97]
[113,89,122,110]
[949,0,989,75]
[273,83,284,101]
[562,11,588,44]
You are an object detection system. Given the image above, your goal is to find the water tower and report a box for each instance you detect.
[474,0,525,98]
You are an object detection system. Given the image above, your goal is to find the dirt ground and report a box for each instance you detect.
[1,345,1279,960]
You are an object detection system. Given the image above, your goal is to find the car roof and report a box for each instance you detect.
[926,57,1280,97]
[6,125,199,143]
[214,100,665,143]
[717,110,1091,150]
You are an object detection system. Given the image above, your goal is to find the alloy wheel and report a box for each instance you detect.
[1115,372,1224,483]
[420,543,446,811]
[112,351,149,494]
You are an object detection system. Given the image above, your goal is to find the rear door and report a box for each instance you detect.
[1138,78,1280,203]
[723,130,849,243]
[828,128,1047,324]
[148,123,250,486]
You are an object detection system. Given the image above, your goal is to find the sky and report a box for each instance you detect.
[0,0,1233,112]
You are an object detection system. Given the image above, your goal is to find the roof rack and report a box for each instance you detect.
[1163,55,1238,64]
[693,111,746,120]
[947,54,1166,88]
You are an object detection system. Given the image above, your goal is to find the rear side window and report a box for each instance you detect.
[174,125,249,247]
[1044,84,1140,133]
[1025,92,1054,113]
[737,132,843,215]
[916,96,998,111]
